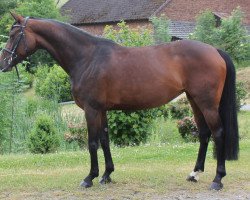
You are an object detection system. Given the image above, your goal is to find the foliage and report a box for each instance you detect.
[0,66,33,154]
[149,115,181,144]
[63,111,87,150]
[190,8,250,63]
[150,14,171,44]
[177,117,199,142]
[168,98,192,119]
[236,81,248,112]
[217,8,250,63]
[0,0,64,41]
[35,64,72,102]
[103,21,153,47]
[0,0,18,17]
[64,122,87,150]
[28,114,60,154]
[190,10,217,45]
[0,73,66,155]
[108,110,154,146]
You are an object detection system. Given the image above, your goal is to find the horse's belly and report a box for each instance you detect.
[108,83,183,110]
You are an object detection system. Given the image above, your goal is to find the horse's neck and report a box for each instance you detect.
[32,19,96,75]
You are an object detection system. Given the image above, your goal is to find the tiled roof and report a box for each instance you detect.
[169,21,196,39]
[61,0,168,25]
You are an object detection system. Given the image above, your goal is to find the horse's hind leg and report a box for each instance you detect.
[186,95,211,182]
[99,111,114,184]
[189,93,225,190]
[202,108,226,190]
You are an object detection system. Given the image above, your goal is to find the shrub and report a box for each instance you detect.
[150,14,171,44]
[190,8,249,63]
[103,20,153,47]
[28,115,60,154]
[25,97,39,117]
[189,10,217,45]
[177,117,199,142]
[236,81,248,111]
[108,110,153,146]
[217,8,249,63]
[35,65,72,102]
[168,98,192,119]
[64,122,88,150]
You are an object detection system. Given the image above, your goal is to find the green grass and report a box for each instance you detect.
[0,112,249,199]
[0,141,249,198]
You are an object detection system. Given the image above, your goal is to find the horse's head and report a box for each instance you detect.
[0,13,36,72]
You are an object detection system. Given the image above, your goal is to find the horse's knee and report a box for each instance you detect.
[88,141,99,152]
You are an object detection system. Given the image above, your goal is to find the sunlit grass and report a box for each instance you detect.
[0,111,249,199]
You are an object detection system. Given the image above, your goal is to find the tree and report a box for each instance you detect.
[216,8,249,63]
[190,8,249,63]
[103,21,153,47]
[189,10,217,45]
[150,14,171,44]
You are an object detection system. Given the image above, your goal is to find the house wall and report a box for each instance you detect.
[159,0,250,24]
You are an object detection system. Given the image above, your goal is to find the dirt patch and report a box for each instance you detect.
[1,183,249,200]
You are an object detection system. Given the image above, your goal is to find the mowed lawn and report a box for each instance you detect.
[0,112,249,199]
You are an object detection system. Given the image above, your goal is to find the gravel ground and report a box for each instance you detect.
[1,184,249,200]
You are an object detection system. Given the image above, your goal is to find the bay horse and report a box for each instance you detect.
[0,13,239,190]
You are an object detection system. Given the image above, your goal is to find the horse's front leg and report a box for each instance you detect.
[99,111,114,184]
[80,105,102,188]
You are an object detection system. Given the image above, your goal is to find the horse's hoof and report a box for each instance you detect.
[80,180,93,188]
[210,182,223,191]
[99,176,112,185]
[186,175,198,182]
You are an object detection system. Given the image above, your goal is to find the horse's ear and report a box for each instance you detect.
[9,11,24,23]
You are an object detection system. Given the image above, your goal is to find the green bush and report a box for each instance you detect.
[189,10,217,45]
[35,65,72,102]
[190,8,249,63]
[217,8,250,63]
[236,81,248,111]
[64,123,87,150]
[103,20,153,47]
[28,114,60,154]
[168,98,192,119]
[150,14,171,44]
[177,117,199,142]
[108,110,154,146]
[25,97,39,117]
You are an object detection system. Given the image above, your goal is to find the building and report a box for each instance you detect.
[61,0,250,39]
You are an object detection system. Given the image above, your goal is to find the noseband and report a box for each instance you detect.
[1,17,29,79]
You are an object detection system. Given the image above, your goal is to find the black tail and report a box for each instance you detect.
[217,49,239,160]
